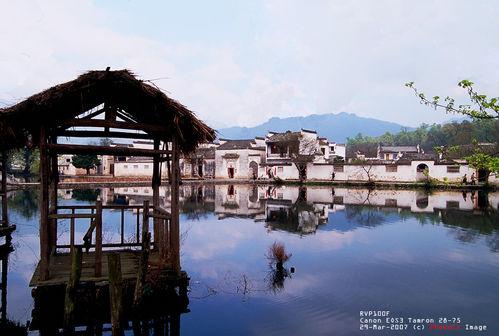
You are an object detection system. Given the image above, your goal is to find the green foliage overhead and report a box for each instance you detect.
[466,153,499,175]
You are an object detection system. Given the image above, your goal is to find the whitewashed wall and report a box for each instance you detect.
[215,149,264,179]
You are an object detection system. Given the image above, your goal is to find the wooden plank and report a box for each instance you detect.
[47,143,172,157]
[58,205,143,210]
[49,213,97,219]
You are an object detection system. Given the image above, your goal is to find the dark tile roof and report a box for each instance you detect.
[443,143,498,159]
[345,143,378,158]
[380,146,418,153]
[266,131,301,143]
[217,139,257,150]
[186,147,215,159]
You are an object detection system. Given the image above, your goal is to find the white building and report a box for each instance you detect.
[214,139,265,179]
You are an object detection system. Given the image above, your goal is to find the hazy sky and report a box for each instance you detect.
[1,1,498,129]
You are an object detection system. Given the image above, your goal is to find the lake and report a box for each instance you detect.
[2,184,499,335]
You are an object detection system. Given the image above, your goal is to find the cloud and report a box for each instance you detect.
[2,0,499,130]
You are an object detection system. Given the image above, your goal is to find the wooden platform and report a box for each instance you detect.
[30,250,144,287]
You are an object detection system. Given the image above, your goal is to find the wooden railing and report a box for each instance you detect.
[51,201,171,277]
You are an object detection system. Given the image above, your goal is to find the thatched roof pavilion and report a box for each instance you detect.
[0,69,215,150]
[0,68,215,283]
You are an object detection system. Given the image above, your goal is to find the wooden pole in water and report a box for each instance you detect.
[108,253,124,336]
[63,246,82,335]
[1,150,7,227]
[39,127,50,281]
[134,200,150,307]
[171,136,180,274]
[95,200,103,277]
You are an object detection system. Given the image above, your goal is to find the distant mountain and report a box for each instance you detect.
[217,112,412,143]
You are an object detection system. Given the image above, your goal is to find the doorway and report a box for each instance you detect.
[228,167,235,178]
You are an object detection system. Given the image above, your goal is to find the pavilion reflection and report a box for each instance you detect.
[0,225,23,334]
[31,279,189,335]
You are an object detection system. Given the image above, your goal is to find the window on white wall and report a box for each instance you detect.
[144,165,149,169]
[278,167,283,173]
[447,166,460,173]
[124,165,128,169]
[133,165,139,169]
[386,165,398,172]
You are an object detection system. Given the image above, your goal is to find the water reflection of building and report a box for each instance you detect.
[214,185,265,220]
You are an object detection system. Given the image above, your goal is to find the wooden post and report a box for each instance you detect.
[133,201,150,307]
[95,200,103,277]
[39,127,50,281]
[152,139,162,253]
[49,136,59,253]
[170,312,181,336]
[1,253,8,324]
[1,150,7,227]
[171,137,180,274]
[63,246,82,335]
[70,209,75,249]
[108,253,124,336]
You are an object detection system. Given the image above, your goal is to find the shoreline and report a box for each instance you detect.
[6,177,497,191]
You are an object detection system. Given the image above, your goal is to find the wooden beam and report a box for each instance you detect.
[80,108,105,120]
[57,130,151,140]
[47,143,171,156]
[59,119,170,134]
[39,127,50,281]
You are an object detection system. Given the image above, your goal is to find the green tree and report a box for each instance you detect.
[466,153,499,178]
[71,154,100,175]
[7,147,40,180]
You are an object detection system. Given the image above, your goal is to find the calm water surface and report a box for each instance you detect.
[2,185,499,335]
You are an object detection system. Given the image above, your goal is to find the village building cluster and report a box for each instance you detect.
[58,129,498,185]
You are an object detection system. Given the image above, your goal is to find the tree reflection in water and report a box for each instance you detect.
[181,186,214,221]
[7,189,38,220]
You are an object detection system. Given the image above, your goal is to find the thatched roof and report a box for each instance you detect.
[0,69,215,152]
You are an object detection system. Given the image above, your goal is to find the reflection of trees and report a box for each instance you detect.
[7,189,38,220]
[398,209,440,225]
[180,187,214,220]
[71,189,100,202]
[345,205,385,227]
[441,208,499,251]
[486,232,499,252]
